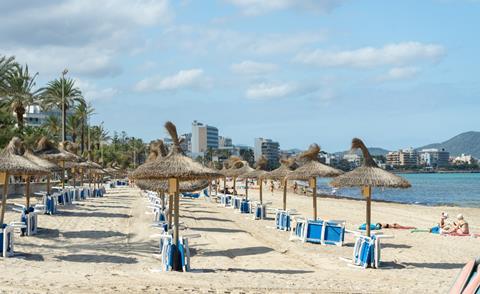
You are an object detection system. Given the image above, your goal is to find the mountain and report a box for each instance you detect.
[334,147,390,157]
[416,131,480,158]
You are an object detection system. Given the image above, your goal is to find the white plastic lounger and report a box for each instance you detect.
[0,225,14,257]
[347,233,394,269]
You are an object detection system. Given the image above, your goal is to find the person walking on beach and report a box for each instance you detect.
[293,182,298,194]
[270,180,274,194]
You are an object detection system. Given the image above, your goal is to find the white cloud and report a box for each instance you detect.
[379,66,420,81]
[163,26,326,56]
[135,69,208,92]
[294,42,445,68]
[225,0,345,15]
[246,82,317,99]
[231,60,278,75]
[75,79,119,101]
[0,0,172,78]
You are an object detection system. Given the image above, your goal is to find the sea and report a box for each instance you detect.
[314,173,480,207]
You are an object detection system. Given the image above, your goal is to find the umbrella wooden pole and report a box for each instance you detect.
[363,186,372,237]
[61,161,65,189]
[168,194,173,229]
[0,172,8,225]
[233,177,236,194]
[73,170,76,189]
[88,171,92,188]
[169,178,181,271]
[259,179,263,204]
[311,177,317,220]
[245,178,248,200]
[208,178,212,197]
[223,177,226,193]
[47,176,51,195]
[80,171,84,186]
[283,179,287,211]
[25,176,31,208]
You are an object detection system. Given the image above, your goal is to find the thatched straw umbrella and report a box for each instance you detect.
[24,149,60,195]
[0,137,50,225]
[238,156,268,203]
[330,138,411,236]
[131,121,220,270]
[224,160,254,198]
[34,137,82,189]
[287,144,344,219]
[260,158,298,211]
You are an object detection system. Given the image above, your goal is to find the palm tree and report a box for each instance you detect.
[75,101,94,154]
[0,55,16,94]
[0,65,41,130]
[66,114,81,143]
[41,77,83,142]
[42,115,61,142]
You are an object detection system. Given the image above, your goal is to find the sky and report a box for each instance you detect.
[1,0,479,152]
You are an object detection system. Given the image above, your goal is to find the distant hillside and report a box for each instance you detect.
[416,131,480,158]
[334,147,390,157]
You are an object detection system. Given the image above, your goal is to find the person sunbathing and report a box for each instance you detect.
[443,214,469,235]
[379,223,416,229]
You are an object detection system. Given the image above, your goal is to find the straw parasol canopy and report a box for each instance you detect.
[0,137,50,176]
[238,156,269,202]
[287,144,344,180]
[0,137,50,225]
[23,149,61,172]
[261,157,298,210]
[34,137,80,163]
[330,138,411,236]
[330,139,411,189]
[287,144,344,219]
[239,156,268,179]
[223,160,254,178]
[260,157,297,181]
[130,122,221,181]
[136,179,209,193]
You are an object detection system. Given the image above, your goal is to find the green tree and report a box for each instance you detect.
[75,101,94,154]
[0,55,16,94]
[0,108,16,148]
[0,65,41,131]
[66,113,81,143]
[41,77,83,142]
[42,115,61,142]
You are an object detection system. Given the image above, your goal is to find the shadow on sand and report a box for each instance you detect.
[199,246,273,258]
[55,254,138,264]
[401,262,464,270]
[62,230,126,239]
[189,227,246,234]
[58,211,131,218]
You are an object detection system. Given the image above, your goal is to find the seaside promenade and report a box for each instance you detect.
[0,185,478,293]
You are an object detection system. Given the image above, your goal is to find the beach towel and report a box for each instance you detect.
[359,223,381,231]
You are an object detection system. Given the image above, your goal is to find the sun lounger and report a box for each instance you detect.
[252,202,267,220]
[450,258,480,294]
[11,205,38,236]
[219,194,232,207]
[159,234,192,272]
[181,192,200,199]
[350,233,394,269]
[275,210,291,231]
[232,196,242,210]
[240,199,250,214]
[0,225,14,257]
[290,219,346,246]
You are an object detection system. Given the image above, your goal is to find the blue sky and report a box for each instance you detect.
[1,0,479,152]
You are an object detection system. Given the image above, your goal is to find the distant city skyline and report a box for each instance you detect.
[1,1,479,151]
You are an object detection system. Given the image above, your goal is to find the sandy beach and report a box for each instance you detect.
[0,184,478,293]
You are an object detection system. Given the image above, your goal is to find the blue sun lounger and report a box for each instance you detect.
[0,224,14,258]
[240,199,250,214]
[160,234,191,272]
[291,219,346,246]
[253,202,267,220]
[275,210,291,231]
[219,194,232,207]
[350,233,394,268]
